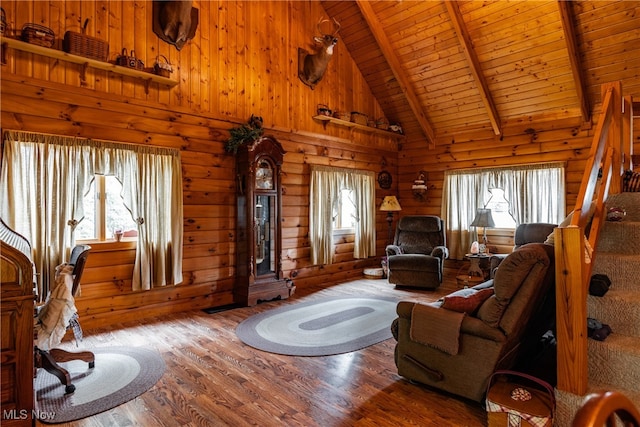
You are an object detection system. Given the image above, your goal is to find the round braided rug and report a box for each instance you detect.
[34,346,165,423]
[236,296,399,356]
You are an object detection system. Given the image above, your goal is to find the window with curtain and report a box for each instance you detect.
[0,130,184,298]
[442,162,565,259]
[309,165,376,265]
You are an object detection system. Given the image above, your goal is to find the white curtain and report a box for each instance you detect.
[309,165,376,264]
[0,132,92,298]
[442,162,565,259]
[0,130,183,297]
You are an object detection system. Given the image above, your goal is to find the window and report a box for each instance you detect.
[334,188,356,231]
[443,162,565,259]
[0,130,184,294]
[309,165,376,264]
[484,188,517,229]
[76,175,137,241]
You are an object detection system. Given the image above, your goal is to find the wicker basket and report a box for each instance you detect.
[63,19,109,62]
[333,110,350,121]
[153,55,173,77]
[376,118,389,130]
[350,111,368,126]
[1,8,7,36]
[116,48,144,71]
[21,23,55,48]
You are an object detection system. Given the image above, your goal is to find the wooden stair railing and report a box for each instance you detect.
[572,391,640,427]
[554,81,628,395]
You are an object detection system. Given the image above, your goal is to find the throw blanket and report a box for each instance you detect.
[34,264,79,350]
[410,303,465,355]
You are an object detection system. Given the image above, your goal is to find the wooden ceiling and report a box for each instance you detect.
[320,1,640,145]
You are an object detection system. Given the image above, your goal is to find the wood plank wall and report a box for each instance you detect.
[0,1,635,329]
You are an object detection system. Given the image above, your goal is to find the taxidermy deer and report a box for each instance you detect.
[153,0,199,51]
[298,17,341,90]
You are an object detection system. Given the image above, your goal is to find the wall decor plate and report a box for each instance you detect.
[378,171,392,189]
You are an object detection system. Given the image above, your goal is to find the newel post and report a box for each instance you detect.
[554,226,588,395]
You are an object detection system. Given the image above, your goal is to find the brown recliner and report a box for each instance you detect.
[391,243,555,402]
[385,215,448,289]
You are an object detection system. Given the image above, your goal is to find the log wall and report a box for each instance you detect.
[0,1,634,328]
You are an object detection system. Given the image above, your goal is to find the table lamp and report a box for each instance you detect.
[380,196,402,244]
[470,208,495,253]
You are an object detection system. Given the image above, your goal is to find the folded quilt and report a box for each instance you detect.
[410,303,465,355]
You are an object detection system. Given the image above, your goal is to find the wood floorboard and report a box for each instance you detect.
[36,274,487,427]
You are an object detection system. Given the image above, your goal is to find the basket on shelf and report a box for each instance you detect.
[1,8,7,35]
[350,111,368,126]
[153,55,173,77]
[376,117,389,130]
[316,104,332,117]
[333,110,350,121]
[63,18,109,62]
[21,23,55,48]
[116,48,144,71]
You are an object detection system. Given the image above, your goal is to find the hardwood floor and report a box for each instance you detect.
[36,275,487,427]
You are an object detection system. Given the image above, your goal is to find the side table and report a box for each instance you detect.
[456,253,491,288]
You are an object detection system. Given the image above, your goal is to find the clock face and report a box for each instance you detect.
[256,161,274,189]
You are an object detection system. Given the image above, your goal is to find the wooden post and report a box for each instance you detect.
[555,226,589,395]
[603,82,622,193]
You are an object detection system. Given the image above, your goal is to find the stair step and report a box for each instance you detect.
[555,385,640,427]
[596,221,640,254]
[592,253,639,291]
[588,335,640,394]
[588,290,640,337]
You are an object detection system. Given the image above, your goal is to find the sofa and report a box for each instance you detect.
[385,215,448,289]
[391,242,556,402]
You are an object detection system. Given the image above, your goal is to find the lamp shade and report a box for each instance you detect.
[470,208,495,228]
[380,196,402,212]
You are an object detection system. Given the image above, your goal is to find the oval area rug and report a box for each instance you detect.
[34,346,165,423]
[236,296,398,356]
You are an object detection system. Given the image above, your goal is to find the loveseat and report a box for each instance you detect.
[391,242,556,402]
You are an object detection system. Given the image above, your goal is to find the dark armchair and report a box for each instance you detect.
[490,222,557,277]
[392,242,556,402]
[385,215,448,289]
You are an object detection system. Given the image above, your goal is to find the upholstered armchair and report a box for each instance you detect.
[385,215,448,289]
[391,243,556,402]
[490,222,557,277]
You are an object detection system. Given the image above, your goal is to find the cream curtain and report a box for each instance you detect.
[442,162,565,260]
[0,130,183,297]
[309,165,376,265]
[0,132,92,298]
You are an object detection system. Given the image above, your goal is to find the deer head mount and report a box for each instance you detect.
[152,0,199,51]
[298,17,341,90]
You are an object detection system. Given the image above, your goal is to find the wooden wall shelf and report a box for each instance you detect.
[313,115,405,141]
[1,37,178,94]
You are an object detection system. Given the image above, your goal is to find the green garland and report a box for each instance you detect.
[225,123,264,154]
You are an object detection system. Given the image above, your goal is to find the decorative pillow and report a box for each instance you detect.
[442,287,495,314]
[623,170,640,192]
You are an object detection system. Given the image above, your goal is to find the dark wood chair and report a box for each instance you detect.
[35,244,95,394]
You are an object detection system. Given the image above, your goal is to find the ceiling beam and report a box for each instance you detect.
[445,1,502,136]
[355,0,436,148]
[557,0,591,124]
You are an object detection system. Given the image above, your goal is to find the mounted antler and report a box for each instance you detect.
[298,17,341,90]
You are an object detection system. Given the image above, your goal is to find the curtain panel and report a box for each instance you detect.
[0,130,183,297]
[309,165,376,265]
[442,162,565,260]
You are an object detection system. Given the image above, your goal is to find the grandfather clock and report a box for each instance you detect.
[235,136,295,306]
